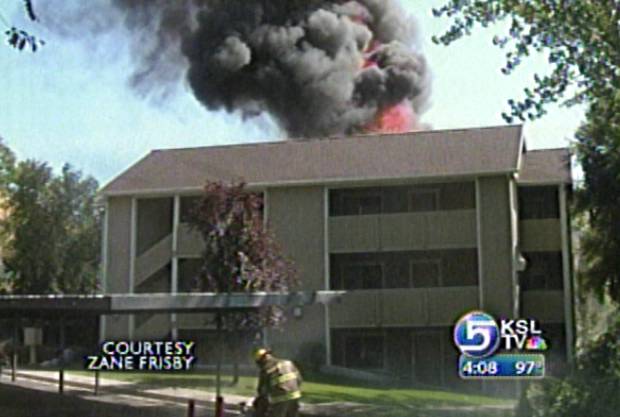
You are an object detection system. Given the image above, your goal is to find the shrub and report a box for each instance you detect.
[525,316,620,417]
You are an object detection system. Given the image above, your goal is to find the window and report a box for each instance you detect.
[409,189,439,212]
[341,194,382,215]
[180,196,202,223]
[344,334,384,369]
[410,259,442,288]
[520,252,563,290]
[330,189,383,215]
[339,262,384,290]
[332,250,476,290]
[519,186,559,219]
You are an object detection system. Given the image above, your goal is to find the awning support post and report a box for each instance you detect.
[59,316,66,394]
[215,312,224,417]
[11,318,18,382]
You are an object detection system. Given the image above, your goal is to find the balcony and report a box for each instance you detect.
[519,219,561,252]
[329,286,479,327]
[329,210,477,253]
[522,290,565,323]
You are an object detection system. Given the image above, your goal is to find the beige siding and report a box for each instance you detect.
[177,223,204,257]
[522,290,565,323]
[478,177,516,318]
[520,219,562,251]
[268,187,325,290]
[266,187,326,357]
[330,287,478,327]
[104,197,132,338]
[329,210,476,252]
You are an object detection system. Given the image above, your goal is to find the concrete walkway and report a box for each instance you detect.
[1,369,249,414]
[0,369,516,417]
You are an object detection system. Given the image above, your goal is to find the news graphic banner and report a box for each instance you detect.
[453,311,548,380]
[85,341,196,371]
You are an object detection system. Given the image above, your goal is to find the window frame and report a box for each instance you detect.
[408,188,440,212]
[409,258,443,288]
[339,260,385,290]
[339,191,383,216]
[518,186,560,220]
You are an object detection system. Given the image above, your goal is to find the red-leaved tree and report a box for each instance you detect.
[188,181,297,382]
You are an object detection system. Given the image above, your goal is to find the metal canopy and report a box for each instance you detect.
[0,291,344,316]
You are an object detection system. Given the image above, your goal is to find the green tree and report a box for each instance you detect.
[0,138,15,189]
[1,0,44,52]
[188,181,297,383]
[432,0,619,123]
[432,2,620,414]
[574,96,620,304]
[0,138,16,294]
[527,315,620,417]
[433,1,620,304]
[1,159,101,294]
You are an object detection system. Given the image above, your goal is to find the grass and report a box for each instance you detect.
[61,369,510,409]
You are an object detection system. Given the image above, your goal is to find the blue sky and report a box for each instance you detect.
[0,0,585,186]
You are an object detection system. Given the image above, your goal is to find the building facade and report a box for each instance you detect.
[100,126,574,387]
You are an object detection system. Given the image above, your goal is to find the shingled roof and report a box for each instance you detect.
[519,148,572,185]
[100,125,569,196]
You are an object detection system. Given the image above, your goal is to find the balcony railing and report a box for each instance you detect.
[519,219,561,252]
[329,210,477,253]
[329,286,479,327]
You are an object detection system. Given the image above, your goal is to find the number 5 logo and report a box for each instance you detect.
[453,311,500,358]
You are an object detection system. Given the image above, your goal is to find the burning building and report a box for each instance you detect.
[99,125,574,387]
[3,0,563,389]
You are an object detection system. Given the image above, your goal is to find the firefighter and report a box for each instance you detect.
[253,347,302,417]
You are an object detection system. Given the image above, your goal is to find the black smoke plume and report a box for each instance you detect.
[42,0,431,137]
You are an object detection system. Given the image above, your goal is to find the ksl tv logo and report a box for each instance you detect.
[453,310,549,358]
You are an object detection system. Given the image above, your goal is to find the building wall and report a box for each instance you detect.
[101,174,573,381]
[265,186,326,358]
[477,176,516,318]
[326,180,484,383]
[104,196,133,339]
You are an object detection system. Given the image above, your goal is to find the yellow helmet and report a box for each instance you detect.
[253,347,270,363]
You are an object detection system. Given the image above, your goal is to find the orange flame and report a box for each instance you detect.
[364,101,418,134]
[353,14,422,134]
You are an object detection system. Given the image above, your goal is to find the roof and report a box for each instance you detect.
[518,148,572,185]
[101,125,526,196]
[0,291,344,316]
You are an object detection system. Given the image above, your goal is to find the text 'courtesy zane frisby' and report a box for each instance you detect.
[85,341,196,371]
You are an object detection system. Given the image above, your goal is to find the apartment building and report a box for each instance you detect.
[99,125,574,386]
